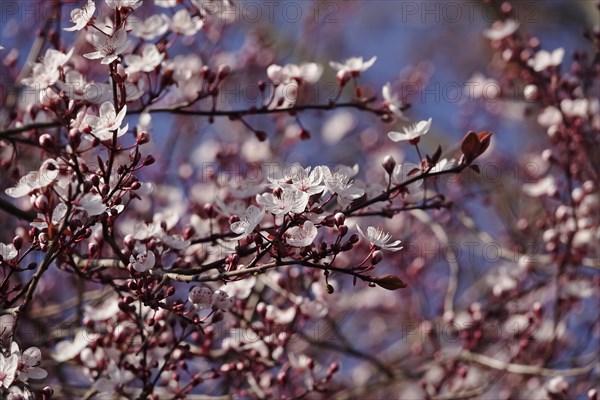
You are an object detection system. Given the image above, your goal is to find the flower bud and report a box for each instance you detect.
[137,131,150,144]
[348,233,360,244]
[334,212,345,226]
[382,155,396,174]
[39,133,54,148]
[34,195,49,213]
[143,155,156,166]
[12,236,23,250]
[371,250,383,265]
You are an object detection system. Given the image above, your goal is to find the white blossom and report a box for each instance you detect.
[77,193,107,216]
[124,44,164,74]
[171,9,204,36]
[522,175,557,197]
[560,98,589,118]
[528,48,564,72]
[84,28,130,64]
[329,56,377,80]
[189,287,232,319]
[22,48,74,88]
[382,83,405,119]
[286,221,318,247]
[256,188,309,215]
[128,14,170,40]
[94,361,135,395]
[129,244,156,272]
[388,118,432,142]
[64,0,95,31]
[356,225,403,252]
[53,330,98,362]
[10,343,47,381]
[85,102,128,140]
[322,166,365,208]
[267,62,323,85]
[30,203,68,230]
[230,205,264,239]
[0,353,18,389]
[482,19,519,40]
[105,0,142,9]
[0,243,18,261]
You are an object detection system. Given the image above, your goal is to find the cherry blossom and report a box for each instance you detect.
[329,56,377,80]
[0,243,18,261]
[382,83,405,119]
[356,225,403,252]
[85,102,128,140]
[170,9,204,36]
[256,188,309,215]
[189,287,232,319]
[76,193,107,216]
[230,205,264,239]
[124,44,164,74]
[10,343,47,382]
[482,19,519,40]
[22,48,74,88]
[267,63,323,84]
[84,28,130,64]
[129,244,156,272]
[0,2,597,399]
[322,166,365,208]
[528,48,565,72]
[0,353,18,389]
[522,175,557,197]
[105,0,142,9]
[128,14,170,40]
[93,361,135,396]
[30,203,68,230]
[286,221,318,247]
[64,0,96,31]
[387,118,432,143]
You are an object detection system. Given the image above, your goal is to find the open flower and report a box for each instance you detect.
[84,28,130,64]
[388,118,432,143]
[482,19,519,40]
[357,225,403,252]
[77,193,107,216]
[329,56,377,80]
[256,188,309,215]
[0,243,17,261]
[170,9,204,36]
[5,159,59,198]
[230,205,264,240]
[11,342,47,382]
[528,48,564,72]
[30,203,68,230]
[85,102,128,140]
[189,287,231,319]
[286,221,318,247]
[64,0,95,31]
[0,353,18,389]
[382,83,405,119]
[267,62,323,85]
[322,167,364,208]
[22,48,74,88]
[105,0,142,9]
[129,244,156,272]
[124,44,164,74]
[93,361,135,396]
[128,14,170,41]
